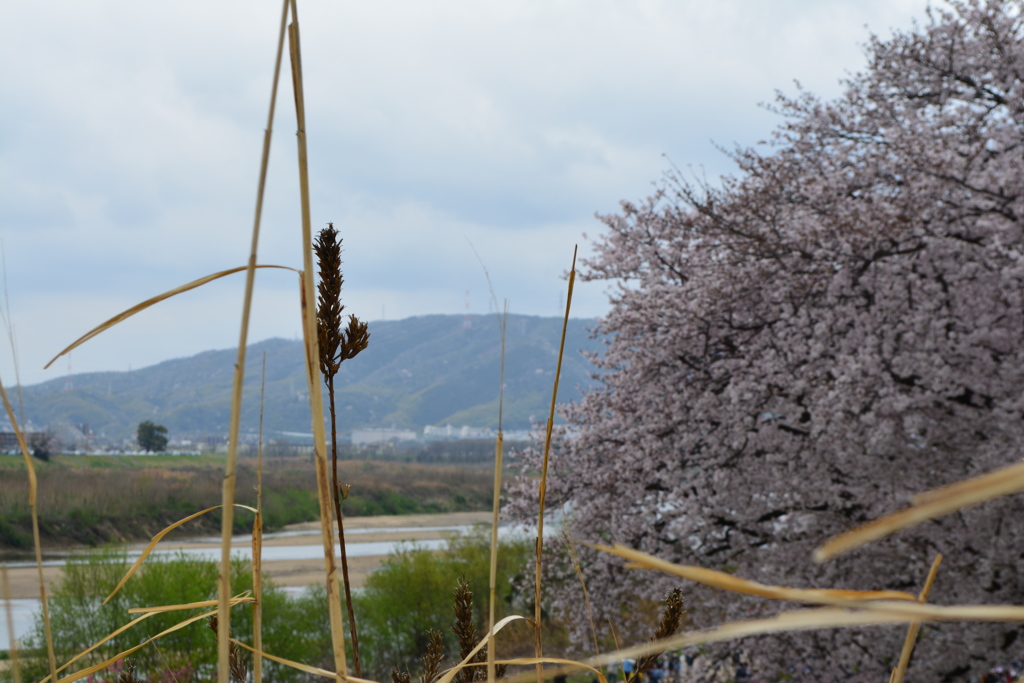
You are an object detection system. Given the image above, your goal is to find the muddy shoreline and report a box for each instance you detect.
[2,511,492,599]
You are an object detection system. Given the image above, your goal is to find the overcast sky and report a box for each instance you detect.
[0,0,929,386]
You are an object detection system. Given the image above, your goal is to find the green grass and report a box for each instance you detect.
[0,454,229,470]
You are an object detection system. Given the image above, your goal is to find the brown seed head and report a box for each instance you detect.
[116,659,140,683]
[450,575,503,682]
[421,629,446,683]
[207,614,249,683]
[314,223,369,379]
[632,587,687,682]
[314,223,345,379]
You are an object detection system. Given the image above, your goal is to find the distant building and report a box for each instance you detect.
[0,430,47,454]
[52,422,93,451]
[351,428,418,446]
[422,424,534,442]
[424,424,498,440]
[502,430,533,442]
[0,431,22,452]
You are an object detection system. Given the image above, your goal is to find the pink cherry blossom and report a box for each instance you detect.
[509,2,1024,680]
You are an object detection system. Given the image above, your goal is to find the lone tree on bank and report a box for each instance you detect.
[509,1,1024,679]
[137,421,168,453]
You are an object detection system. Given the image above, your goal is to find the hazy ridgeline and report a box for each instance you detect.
[13,315,602,442]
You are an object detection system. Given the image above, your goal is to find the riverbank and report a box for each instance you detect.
[0,455,499,550]
[2,511,493,599]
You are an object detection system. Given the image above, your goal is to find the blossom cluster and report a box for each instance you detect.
[509,2,1024,680]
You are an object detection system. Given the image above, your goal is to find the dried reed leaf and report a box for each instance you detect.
[436,615,527,683]
[890,554,942,683]
[913,460,1024,506]
[48,593,256,683]
[44,265,297,370]
[505,602,1024,683]
[815,461,1024,561]
[40,608,157,682]
[46,607,227,683]
[596,543,917,603]
[49,593,254,683]
[854,601,1024,620]
[230,638,378,683]
[128,594,254,614]
[103,504,257,605]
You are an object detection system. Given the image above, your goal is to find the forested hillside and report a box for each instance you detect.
[15,314,602,440]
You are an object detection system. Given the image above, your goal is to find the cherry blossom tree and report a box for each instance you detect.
[509,2,1024,679]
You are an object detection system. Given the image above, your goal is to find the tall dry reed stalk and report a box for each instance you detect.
[889,554,942,683]
[287,1,350,676]
[252,352,268,683]
[533,246,577,683]
[314,223,370,676]
[487,300,508,683]
[468,244,508,683]
[216,1,289,679]
[0,378,56,683]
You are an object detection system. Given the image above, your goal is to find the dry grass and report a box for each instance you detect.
[0,458,497,551]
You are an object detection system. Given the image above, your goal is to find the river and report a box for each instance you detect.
[0,510,558,646]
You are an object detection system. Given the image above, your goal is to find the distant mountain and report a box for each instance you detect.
[16,314,607,441]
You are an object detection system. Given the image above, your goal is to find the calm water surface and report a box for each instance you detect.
[0,520,549,644]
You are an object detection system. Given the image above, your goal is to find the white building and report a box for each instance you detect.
[351,428,419,446]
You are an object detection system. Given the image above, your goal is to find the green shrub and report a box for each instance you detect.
[16,549,329,683]
[12,530,530,683]
[0,514,29,548]
[354,526,532,680]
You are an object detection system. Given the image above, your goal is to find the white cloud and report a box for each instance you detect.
[0,0,928,385]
